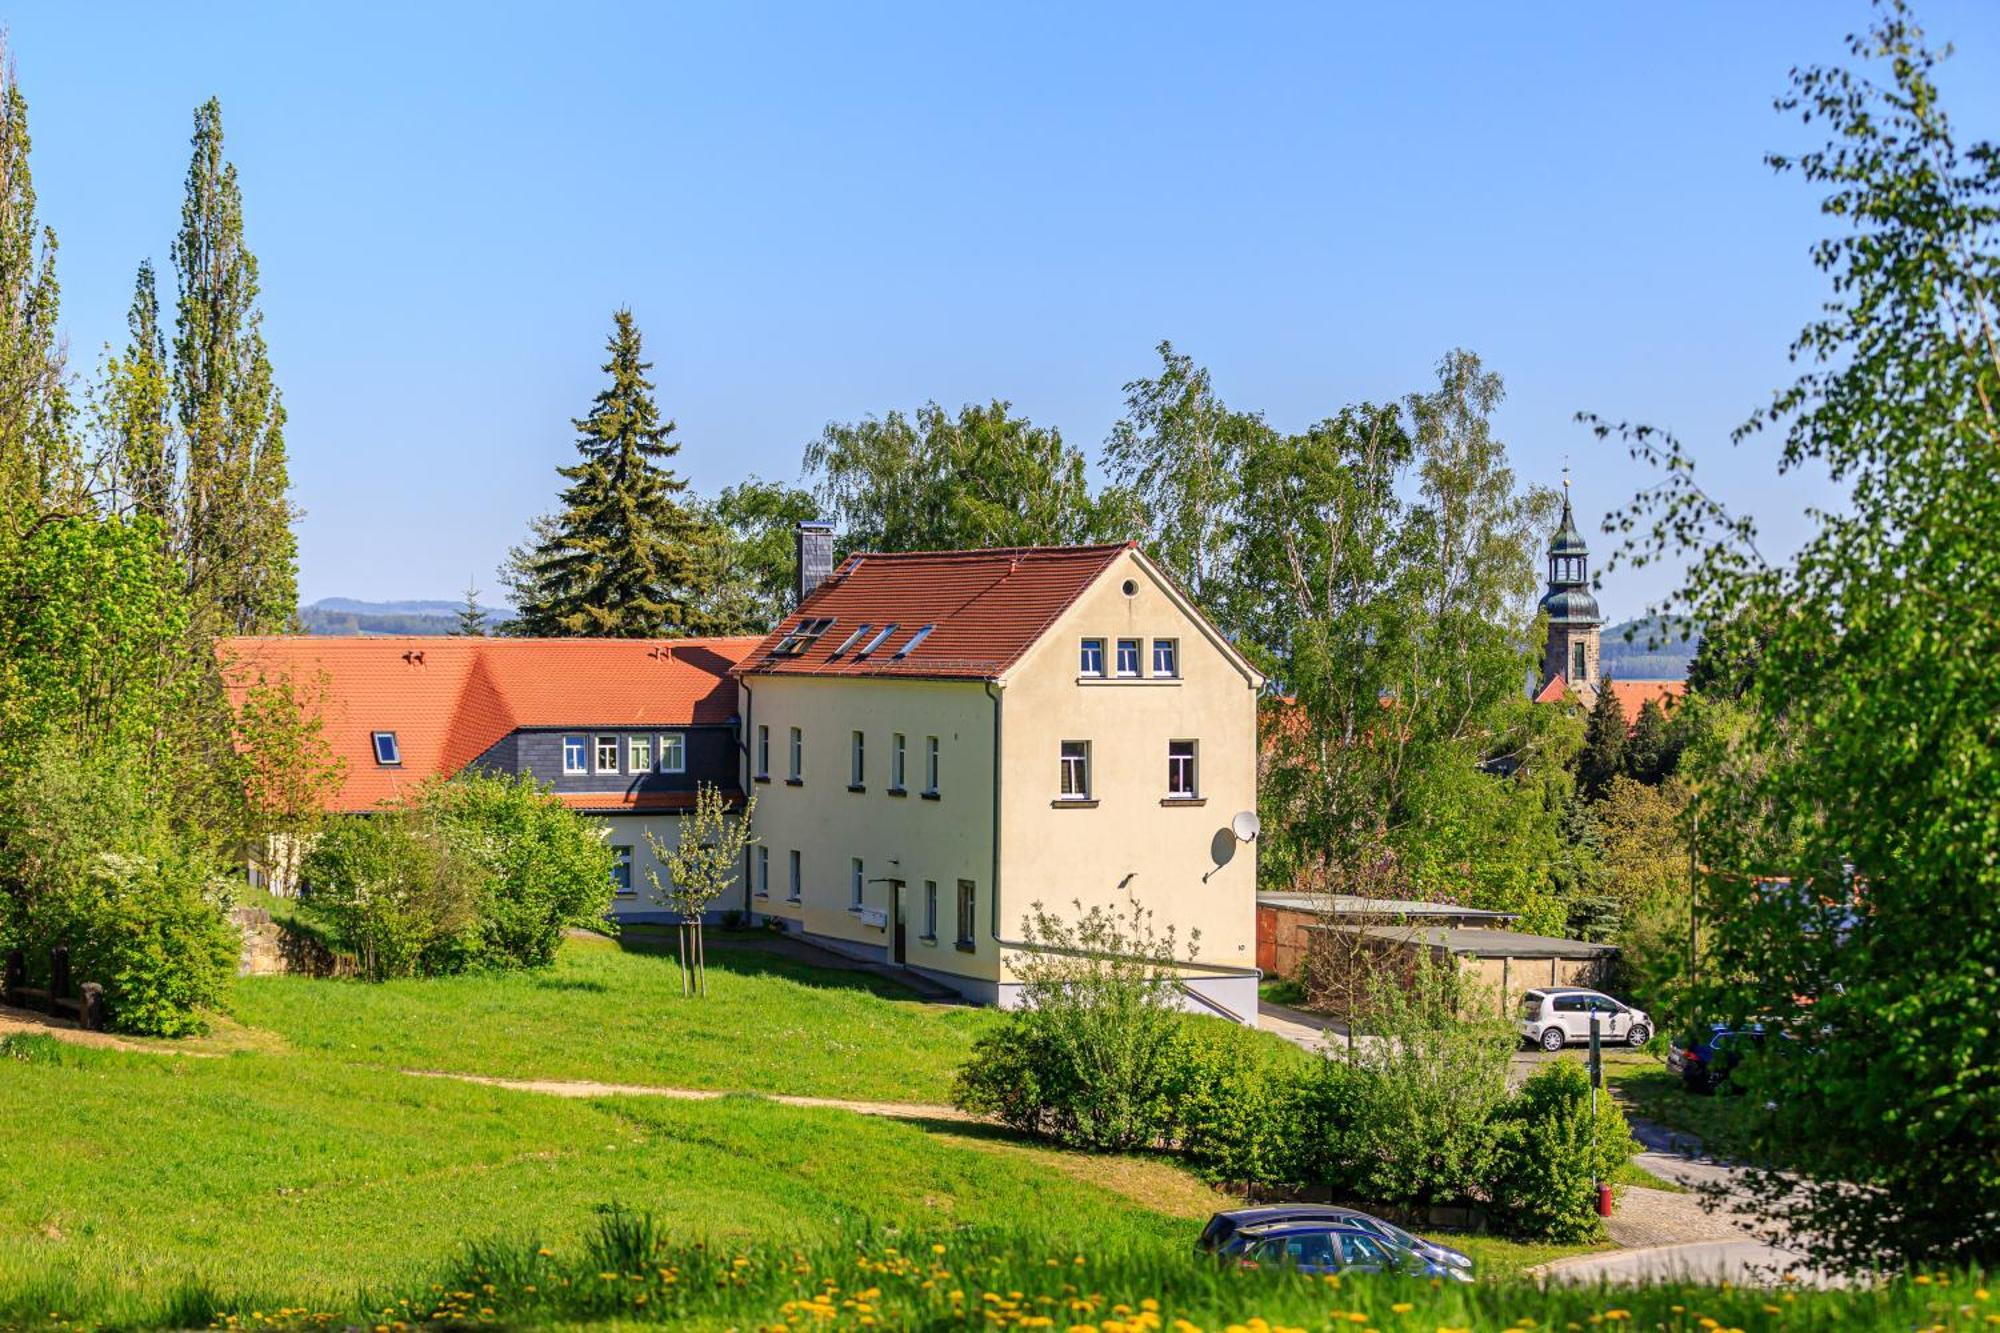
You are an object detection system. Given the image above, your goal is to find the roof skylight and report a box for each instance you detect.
[829,624,873,657]
[855,623,899,657]
[892,624,935,659]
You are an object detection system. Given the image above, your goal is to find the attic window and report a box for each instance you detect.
[770,616,837,657]
[830,624,873,657]
[855,623,899,658]
[892,624,935,659]
[371,731,401,766]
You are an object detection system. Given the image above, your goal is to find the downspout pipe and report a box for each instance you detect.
[739,678,755,916]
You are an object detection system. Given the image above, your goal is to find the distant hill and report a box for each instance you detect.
[1600,615,1699,681]
[298,597,510,637]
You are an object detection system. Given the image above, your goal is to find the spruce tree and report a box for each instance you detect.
[1576,681,1627,800]
[0,52,73,524]
[516,310,713,637]
[453,581,487,636]
[1623,696,1675,785]
[171,98,294,635]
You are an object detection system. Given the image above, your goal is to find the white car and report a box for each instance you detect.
[1518,987,1651,1052]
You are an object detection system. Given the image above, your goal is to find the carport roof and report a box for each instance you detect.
[1308,923,1617,960]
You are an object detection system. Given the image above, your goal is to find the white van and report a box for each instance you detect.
[1518,987,1651,1052]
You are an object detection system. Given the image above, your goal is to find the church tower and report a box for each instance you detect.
[1539,473,1602,694]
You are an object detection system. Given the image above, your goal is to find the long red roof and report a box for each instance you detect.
[219,635,758,811]
[737,543,1133,680]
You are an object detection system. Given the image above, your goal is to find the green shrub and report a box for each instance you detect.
[1170,1018,1303,1183]
[298,811,480,979]
[952,900,1195,1151]
[1489,1059,1637,1241]
[424,772,615,969]
[0,745,237,1036]
[77,849,240,1037]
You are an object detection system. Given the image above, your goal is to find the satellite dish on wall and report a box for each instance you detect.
[1231,810,1261,843]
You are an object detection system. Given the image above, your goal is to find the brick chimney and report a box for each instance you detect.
[795,521,835,606]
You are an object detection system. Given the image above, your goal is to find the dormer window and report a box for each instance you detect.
[371,731,401,766]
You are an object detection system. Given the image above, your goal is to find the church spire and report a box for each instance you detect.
[1539,471,1602,693]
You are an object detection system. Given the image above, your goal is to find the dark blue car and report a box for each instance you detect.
[1217,1222,1472,1283]
[1195,1205,1474,1275]
[1668,1023,1767,1094]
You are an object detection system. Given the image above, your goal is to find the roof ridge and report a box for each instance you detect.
[842,541,1135,562]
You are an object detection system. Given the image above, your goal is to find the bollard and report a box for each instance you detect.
[78,982,106,1033]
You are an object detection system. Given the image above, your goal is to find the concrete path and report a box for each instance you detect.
[1536,1116,1837,1288]
[402,1067,973,1123]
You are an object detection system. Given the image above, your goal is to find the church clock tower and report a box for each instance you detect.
[1539,474,1602,694]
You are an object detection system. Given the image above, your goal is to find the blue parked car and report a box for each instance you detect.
[1668,1023,1767,1094]
[1195,1205,1474,1276]
[1216,1222,1473,1283]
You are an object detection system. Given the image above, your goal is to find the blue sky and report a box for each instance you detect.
[15,2,2000,618]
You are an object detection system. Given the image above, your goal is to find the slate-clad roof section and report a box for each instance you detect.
[218,635,759,812]
[737,543,1134,680]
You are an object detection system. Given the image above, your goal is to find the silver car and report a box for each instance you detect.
[1519,987,1651,1051]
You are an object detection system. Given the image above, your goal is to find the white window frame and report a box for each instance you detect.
[1152,638,1179,678]
[610,845,634,896]
[371,731,401,766]
[956,879,976,949]
[1168,739,1199,799]
[562,735,588,775]
[1059,740,1091,800]
[1115,638,1141,677]
[850,857,865,909]
[891,732,907,790]
[787,849,801,902]
[850,730,866,787]
[595,735,620,773]
[788,727,803,781]
[659,731,687,774]
[922,879,938,940]
[756,724,770,779]
[628,734,654,773]
[924,736,940,795]
[756,844,770,897]
[1079,638,1105,677]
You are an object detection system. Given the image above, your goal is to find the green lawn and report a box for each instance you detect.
[231,930,996,1103]
[0,1033,1200,1327]
[1609,1065,1755,1157]
[2,936,1648,1328]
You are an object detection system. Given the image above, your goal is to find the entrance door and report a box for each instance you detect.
[891,880,906,964]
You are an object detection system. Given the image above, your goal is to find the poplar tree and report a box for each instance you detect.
[0,51,72,525]
[171,98,294,635]
[516,310,713,637]
[99,261,174,524]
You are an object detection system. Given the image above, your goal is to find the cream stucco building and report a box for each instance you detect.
[736,535,1265,1020]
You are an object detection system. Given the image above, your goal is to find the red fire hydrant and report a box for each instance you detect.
[1596,1182,1614,1217]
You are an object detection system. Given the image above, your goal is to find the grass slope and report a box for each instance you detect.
[0,1035,1190,1325]
[231,932,995,1103]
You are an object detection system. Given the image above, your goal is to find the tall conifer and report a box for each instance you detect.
[170,98,294,634]
[1577,682,1628,800]
[516,310,714,637]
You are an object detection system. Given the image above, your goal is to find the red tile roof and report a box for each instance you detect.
[1535,675,1688,729]
[737,543,1134,680]
[219,636,758,812]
